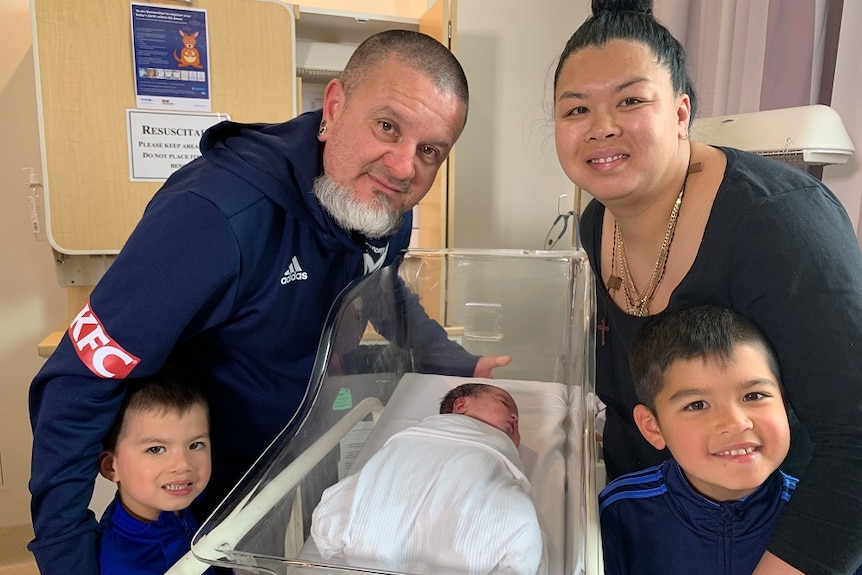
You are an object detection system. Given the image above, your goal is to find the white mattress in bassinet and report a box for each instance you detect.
[300,373,575,575]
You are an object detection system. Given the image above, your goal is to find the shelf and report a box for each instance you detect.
[296,7,419,45]
[295,38,355,77]
[38,328,65,359]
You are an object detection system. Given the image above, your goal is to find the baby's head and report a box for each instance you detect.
[629,305,790,502]
[100,364,211,521]
[440,383,520,446]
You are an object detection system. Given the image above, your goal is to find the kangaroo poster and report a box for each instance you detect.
[131,3,211,111]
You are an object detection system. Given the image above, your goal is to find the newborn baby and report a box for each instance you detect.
[311,383,547,575]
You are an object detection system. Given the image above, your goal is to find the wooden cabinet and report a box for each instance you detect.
[31,0,297,257]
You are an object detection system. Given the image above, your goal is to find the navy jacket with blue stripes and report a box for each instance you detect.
[599,458,798,575]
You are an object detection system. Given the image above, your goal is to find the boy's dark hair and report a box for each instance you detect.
[629,305,780,411]
[102,364,208,452]
[439,383,491,414]
[553,0,698,122]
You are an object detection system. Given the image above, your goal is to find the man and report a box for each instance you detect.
[29,30,507,574]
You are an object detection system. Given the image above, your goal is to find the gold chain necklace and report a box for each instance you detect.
[614,163,699,317]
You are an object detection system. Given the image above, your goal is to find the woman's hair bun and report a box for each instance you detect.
[591,0,653,16]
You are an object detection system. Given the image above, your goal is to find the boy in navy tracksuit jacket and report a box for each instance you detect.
[597,306,853,575]
[97,365,215,575]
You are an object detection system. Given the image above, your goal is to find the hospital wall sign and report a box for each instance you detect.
[127,108,229,181]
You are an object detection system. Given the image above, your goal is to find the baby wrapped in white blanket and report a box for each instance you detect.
[311,412,548,575]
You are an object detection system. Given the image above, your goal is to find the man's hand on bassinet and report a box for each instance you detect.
[473,355,512,378]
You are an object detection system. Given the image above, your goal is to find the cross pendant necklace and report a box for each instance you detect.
[598,226,625,346]
[598,318,610,346]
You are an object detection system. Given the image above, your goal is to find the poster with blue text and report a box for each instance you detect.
[131,3,211,111]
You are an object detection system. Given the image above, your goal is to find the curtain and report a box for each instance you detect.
[825,0,862,236]
[657,0,827,117]
[656,0,861,239]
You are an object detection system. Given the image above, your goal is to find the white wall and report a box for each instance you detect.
[453,1,589,250]
[0,0,67,527]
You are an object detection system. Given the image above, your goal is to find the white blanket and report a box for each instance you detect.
[311,414,548,575]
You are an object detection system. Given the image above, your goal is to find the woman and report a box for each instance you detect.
[553,1,862,574]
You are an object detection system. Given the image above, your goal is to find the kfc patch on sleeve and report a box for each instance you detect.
[69,302,140,378]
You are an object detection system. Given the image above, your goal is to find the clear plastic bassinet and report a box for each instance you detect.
[180,249,601,575]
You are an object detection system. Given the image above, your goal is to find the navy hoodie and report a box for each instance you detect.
[28,110,477,574]
[98,494,215,575]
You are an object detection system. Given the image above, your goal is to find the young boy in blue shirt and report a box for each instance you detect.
[97,364,214,575]
[599,305,796,575]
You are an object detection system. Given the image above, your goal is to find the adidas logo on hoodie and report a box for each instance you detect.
[281,256,308,285]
